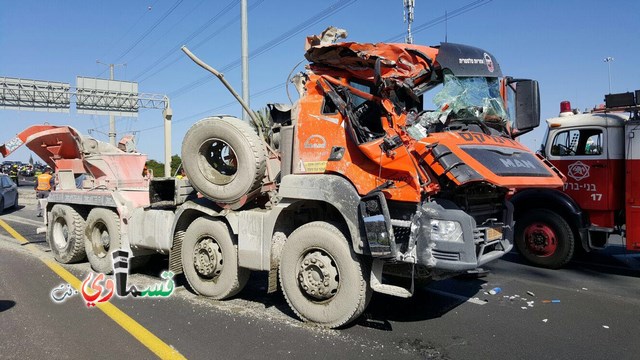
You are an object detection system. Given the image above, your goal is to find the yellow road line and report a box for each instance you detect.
[0,218,30,244]
[0,218,186,360]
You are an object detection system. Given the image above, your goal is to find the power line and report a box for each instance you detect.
[95,2,160,77]
[167,0,358,100]
[125,0,208,67]
[136,0,265,83]
[113,0,184,64]
[134,82,284,133]
[132,0,240,81]
[97,0,160,70]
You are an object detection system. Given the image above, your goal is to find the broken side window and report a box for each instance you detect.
[348,80,385,143]
[322,94,338,114]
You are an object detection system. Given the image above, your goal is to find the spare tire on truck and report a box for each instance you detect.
[182,116,266,208]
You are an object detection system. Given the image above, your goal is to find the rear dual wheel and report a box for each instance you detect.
[85,208,122,274]
[181,217,249,299]
[47,205,86,263]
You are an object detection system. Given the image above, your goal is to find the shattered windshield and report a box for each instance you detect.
[407,73,509,139]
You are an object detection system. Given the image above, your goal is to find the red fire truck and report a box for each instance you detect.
[511,90,640,268]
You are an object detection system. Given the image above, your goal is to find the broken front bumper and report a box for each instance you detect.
[363,197,513,274]
[411,201,513,272]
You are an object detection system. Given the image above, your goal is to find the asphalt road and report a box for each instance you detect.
[1,192,639,359]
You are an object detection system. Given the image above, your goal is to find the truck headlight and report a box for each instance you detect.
[430,219,463,243]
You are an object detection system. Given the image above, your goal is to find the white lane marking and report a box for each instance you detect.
[1,214,44,227]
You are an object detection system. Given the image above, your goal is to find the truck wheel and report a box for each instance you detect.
[515,209,575,269]
[181,217,249,299]
[181,116,266,207]
[47,205,86,263]
[85,208,121,274]
[279,222,371,328]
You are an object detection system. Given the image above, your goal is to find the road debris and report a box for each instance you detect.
[542,319,548,323]
[542,300,561,303]
[489,287,502,295]
[603,325,610,329]
[527,291,535,297]
[468,297,488,305]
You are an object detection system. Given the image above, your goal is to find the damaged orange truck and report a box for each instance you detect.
[1,29,562,328]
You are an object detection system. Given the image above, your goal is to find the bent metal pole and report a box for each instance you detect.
[180,46,262,134]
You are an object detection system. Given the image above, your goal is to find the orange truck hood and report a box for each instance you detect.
[414,131,564,189]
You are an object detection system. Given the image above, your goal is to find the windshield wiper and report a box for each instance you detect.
[449,117,492,135]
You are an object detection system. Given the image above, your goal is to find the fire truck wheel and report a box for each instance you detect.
[85,208,122,274]
[181,217,250,299]
[279,221,371,328]
[515,209,575,269]
[181,116,266,207]
[47,205,86,264]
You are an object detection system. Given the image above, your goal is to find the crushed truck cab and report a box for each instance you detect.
[286,33,562,285]
[2,27,563,328]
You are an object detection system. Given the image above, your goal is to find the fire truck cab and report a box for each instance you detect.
[511,91,640,268]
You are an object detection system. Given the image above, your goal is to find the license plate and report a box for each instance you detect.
[486,227,503,241]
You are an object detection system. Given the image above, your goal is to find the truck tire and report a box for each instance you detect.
[47,204,86,263]
[515,209,575,269]
[181,116,266,207]
[279,221,371,328]
[181,217,249,299]
[85,208,122,274]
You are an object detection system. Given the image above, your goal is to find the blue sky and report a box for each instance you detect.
[1,0,639,162]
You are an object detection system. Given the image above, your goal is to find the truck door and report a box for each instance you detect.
[547,127,615,227]
[625,121,640,250]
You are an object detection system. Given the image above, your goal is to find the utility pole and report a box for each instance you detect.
[96,60,126,146]
[403,0,415,44]
[241,0,250,121]
[604,57,614,94]
[163,97,173,178]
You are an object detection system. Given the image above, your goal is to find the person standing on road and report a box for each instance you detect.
[35,167,54,217]
[176,168,187,180]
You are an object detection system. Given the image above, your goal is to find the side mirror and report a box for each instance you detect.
[510,79,540,137]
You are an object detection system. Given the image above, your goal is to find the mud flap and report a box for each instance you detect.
[37,199,48,234]
[267,232,286,293]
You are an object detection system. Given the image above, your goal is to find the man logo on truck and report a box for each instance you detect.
[499,158,537,169]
